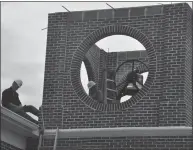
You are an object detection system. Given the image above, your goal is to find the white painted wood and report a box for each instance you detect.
[1,125,26,149]
[41,126,192,139]
[1,106,39,149]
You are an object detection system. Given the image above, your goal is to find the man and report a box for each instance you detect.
[2,80,40,123]
[87,81,103,103]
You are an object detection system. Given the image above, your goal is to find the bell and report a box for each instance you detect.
[125,82,138,96]
[126,74,143,90]
[127,83,135,90]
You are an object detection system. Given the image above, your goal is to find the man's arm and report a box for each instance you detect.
[2,91,10,107]
[2,90,22,108]
[15,93,22,107]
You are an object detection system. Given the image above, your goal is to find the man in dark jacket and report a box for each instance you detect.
[2,80,40,122]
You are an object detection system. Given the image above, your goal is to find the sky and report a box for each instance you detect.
[1,1,192,119]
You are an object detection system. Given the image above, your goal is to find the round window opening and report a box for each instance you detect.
[71,25,156,111]
[81,35,149,104]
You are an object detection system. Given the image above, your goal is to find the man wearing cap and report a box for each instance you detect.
[2,80,40,121]
[87,81,103,103]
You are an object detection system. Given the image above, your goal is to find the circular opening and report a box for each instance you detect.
[96,35,145,52]
[81,62,89,94]
[80,35,149,104]
[72,25,156,111]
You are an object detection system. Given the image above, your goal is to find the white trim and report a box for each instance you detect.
[1,106,192,142]
[1,126,26,150]
[1,106,39,149]
[1,106,39,130]
[39,126,192,139]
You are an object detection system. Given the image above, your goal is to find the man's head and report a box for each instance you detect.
[87,81,96,90]
[12,80,23,91]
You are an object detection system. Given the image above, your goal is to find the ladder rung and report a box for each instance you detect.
[106,79,115,82]
[107,88,117,92]
[107,98,115,101]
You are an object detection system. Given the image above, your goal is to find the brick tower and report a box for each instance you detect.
[34,3,193,150]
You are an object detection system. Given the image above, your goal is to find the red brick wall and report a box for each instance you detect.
[184,5,193,127]
[39,3,192,130]
[158,3,192,127]
[39,136,193,150]
[107,51,148,83]
[30,3,193,150]
[25,137,38,150]
[1,141,22,150]
[84,45,107,90]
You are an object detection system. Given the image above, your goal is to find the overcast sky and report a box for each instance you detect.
[1,1,192,119]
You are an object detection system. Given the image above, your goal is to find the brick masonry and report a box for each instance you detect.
[184,5,193,127]
[40,3,192,129]
[84,47,148,99]
[84,44,106,90]
[36,3,193,150]
[1,141,22,150]
[52,136,193,150]
[26,137,39,150]
[158,3,193,127]
[107,51,148,83]
[106,51,148,102]
[27,136,193,150]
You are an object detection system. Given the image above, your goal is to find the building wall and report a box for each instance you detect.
[84,45,100,86]
[40,136,193,150]
[107,51,148,82]
[28,3,193,150]
[98,49,108,90]
[25,138,38,150]
[84,49,148,102]
[158,3,193,127]
[1,141,22,150]
[184,5,193,127]
[40,3,192,130]
[84,45,106,90]
[192,5,193,134]
[105,51,148,102]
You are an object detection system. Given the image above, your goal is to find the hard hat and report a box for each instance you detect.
[87,81,96,89]
[14,80,23,87]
